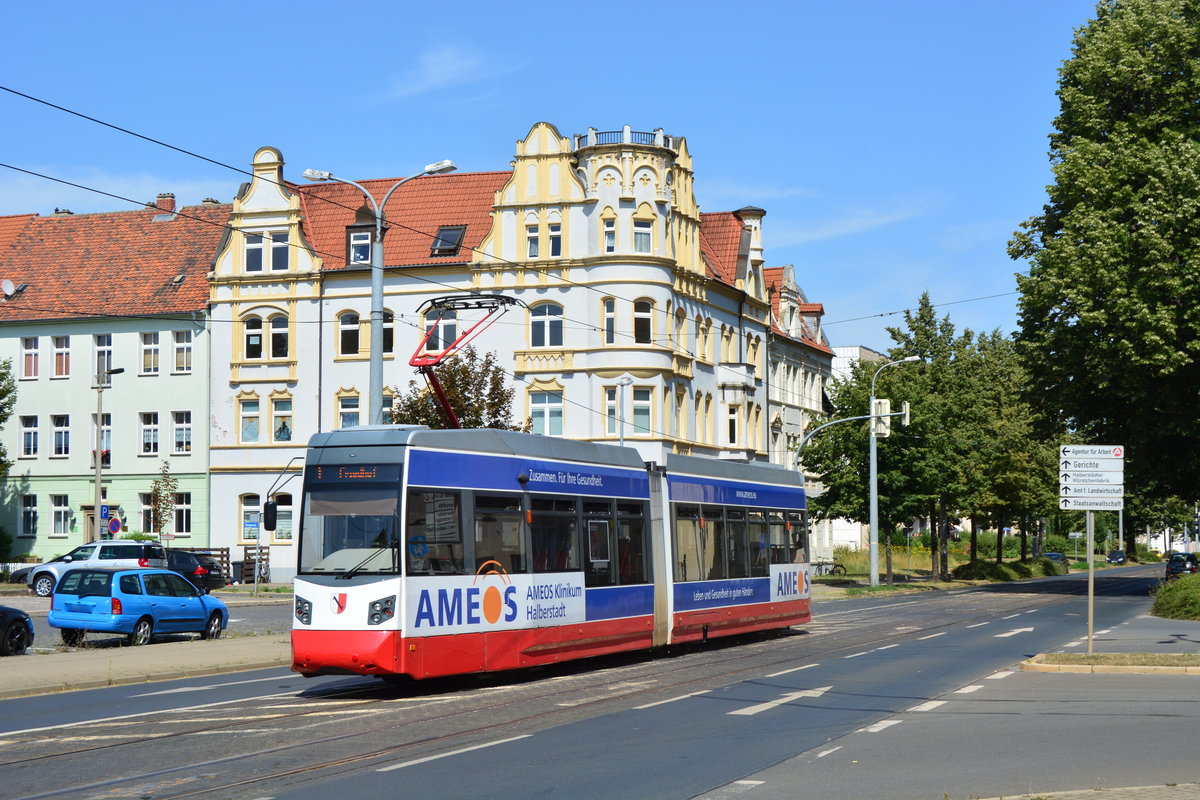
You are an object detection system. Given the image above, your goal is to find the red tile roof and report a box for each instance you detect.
[764,267,832,355]
[297,172,511,271]
[0,204,231,323]
[0,214,36,253]
[699,211,744,285]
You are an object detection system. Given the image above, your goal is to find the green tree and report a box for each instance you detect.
[149,460,178,538]
[391,346,524,430]
[1010,0,1200,499]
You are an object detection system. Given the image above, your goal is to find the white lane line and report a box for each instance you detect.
[908,700,946,712]
[1097,629,1112,635]
[994,627,1035,638]
[985,671,1014,680]
[767,663,819,677]
[858,720,903,733]
[918,632,946,640]
[634,690,711,709]
[377,735,532,771]
[1064,641,1083,648]
[817,746,843,758]
[967,622,989,628]
[954,685,984,694]
[814,600,923,617]
[876,644,899,650]
[1025,609,1039,614]
[131,674,292,697]
[844,651,871,659]
[729,686,832,717]
[1001,613,1022,620]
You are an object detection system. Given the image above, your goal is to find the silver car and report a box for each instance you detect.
[26,542,168,597]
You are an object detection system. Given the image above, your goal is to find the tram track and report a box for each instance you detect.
[2,585,1090,800]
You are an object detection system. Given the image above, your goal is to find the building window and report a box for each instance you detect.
[20,416,37,457]
[526,224,539,258]
[349,229,371,264]
[270,233,289,270]
[93,412,111,466]
[140,332,159,375]
[244,317,263,359]
[53,335,69,377]
[728,405,739,445]
[173,411,192,454]
[382,311,395,353]
[245,234,265,272]
[548,223,561,257]
[603,299,616,345]
[338,396,360,429]
[20,495,37,537]
[338,313,360,356]
[140,412,159,455]
[174,492,192,536]
[530,391,563,436]
[51,494,70,535]
[431,225,466,257]
[634,220,652,254]
[52,415,69,456]
[270,315,289,358]
[605,388,618,436]
[632,388,651,434]
[604,219,615,253]
[173,330,193,373]
[21,337,37,379]
[240,399,260,443]
[272,493,294,541]
[530,304,563,348]
[242,494,261,542]
[634,300,653,344]
[272,399,292,442]
[246,232,288,272]
[424,309,456,352]
[139,492,155,533]
[94,334,112,384]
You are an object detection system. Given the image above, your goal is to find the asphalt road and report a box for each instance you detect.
[0,566,1175,800]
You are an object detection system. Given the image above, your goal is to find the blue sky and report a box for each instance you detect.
[0,0,1100,352]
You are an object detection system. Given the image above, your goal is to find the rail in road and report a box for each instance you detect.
[0,568,1161,800]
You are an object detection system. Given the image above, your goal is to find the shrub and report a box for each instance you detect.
[951,557,1065,582]
[1151,574,1200,619]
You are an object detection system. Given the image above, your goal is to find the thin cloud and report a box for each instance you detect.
[770,195,939,246]
[377,45,523,100]
[0,167,234,216]
[699,179,819,207]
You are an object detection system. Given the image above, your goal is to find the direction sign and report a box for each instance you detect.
[1059,443,1123,511]
[1061,445,1124,458]
[1060,457,1124,472]
[1060,484,1124,496]
[1060,496,1124,511]
[1059,470,1124,485]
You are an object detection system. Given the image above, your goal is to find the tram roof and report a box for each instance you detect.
[664,452,805,488]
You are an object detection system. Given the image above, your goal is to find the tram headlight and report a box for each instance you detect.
[295,596,313,626]
[367,594,396,626]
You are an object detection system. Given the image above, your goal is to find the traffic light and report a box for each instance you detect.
[873,398,891,437]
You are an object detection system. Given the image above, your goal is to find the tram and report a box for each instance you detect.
[291,426,810,679]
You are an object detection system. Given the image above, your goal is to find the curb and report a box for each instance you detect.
[1021,653,1200,675]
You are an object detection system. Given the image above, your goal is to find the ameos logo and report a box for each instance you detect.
[413,560,519,629]
[775,568,809,598]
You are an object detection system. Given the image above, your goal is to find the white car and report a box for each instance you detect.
[26,541,168,597]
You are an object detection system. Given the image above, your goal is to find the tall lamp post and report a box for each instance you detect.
[93,366,124,541]
[303,160,457,425]
[868,355,920,586]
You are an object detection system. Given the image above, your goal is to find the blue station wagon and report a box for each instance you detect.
[48,567,228,646]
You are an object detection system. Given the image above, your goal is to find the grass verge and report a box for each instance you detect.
[1039,652,1200,667]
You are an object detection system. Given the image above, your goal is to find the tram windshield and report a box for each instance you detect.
[299,486,401,575]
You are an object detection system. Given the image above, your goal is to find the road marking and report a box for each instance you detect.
[817,746,843,758]
[876,644,898,650]
[634,690,711,709]
[858,720,902,733]
[1002,613,1022,619]
[728,686,832,716]
[994,627,1035,638]
[844,651,871,658]
[131,675,290,697]
[814,600,923,617]
[967,622,989,628]
[767,663,819,677]
[918,632,946,640]
[954,685,984,694]
[1063,641,1083,648]
[377,735,532,771]
[985,671,1014,680]
[908,700,946,712]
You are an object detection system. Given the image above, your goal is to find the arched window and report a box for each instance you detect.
[675,310,687,352]
[271,493,293,542]
[338,313,360,356]
[244,317,263,360]
[270,315,289,358]
[530,304,563,348]
[424,309,456,352]
[241,494,261,543]
[633,300,653,344]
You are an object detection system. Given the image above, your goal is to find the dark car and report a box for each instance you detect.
[1106,550,1127,564]
[1042,552,1070,569]
[7,566,31,584]
[0,605,34,655]
[166,550,228,593]
[1165,552,1200,580]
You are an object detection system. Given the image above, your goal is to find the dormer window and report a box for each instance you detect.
[430,225,466,257]
[349,230,372,264]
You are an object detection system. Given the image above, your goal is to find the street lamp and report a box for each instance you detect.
[303,160,457,425]
[868,354,920,587]
[93,366,124,541]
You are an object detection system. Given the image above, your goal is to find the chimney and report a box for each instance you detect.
[156,193,176,213]
[201,197,220,205]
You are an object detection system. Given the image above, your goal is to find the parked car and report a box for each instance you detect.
[0,605,34,655]
[1165,553,1200,580]
[166,550,228,593]
[7,566,31,584]
[48,567,227,646]
[1042,552,1070,569]
[1106,550,1127,564]
[26,541,168,598]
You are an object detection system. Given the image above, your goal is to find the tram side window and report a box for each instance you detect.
[475,494,526,574]
[674,505,701,582]
[583,500,614,586]
[405,489,464,575]
[748,511,768,577]
[789,511,809,563]
[767,512,791,565]
[616,502,649,584]
[532,498,578,573]
[726,509,749,579]
[703,506,727,580]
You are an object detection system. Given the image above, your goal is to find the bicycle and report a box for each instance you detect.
[812,559,847,577]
